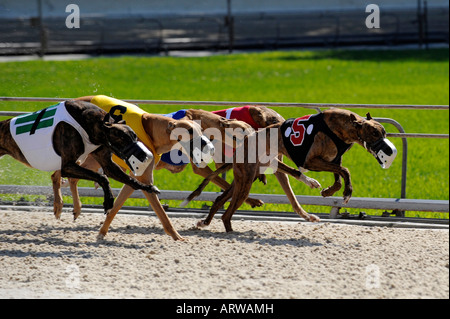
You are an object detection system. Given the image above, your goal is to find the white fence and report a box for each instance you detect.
[0,97,448,218]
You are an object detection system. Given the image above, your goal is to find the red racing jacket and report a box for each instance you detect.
[212,106,263,129]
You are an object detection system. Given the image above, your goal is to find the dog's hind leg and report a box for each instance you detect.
[191,163,263,208]
[305,158,352,204]
[220,165,256,232]
[320,173,342,197]
[181,163,232,207]
[197,183,234,228]
[51,170,64,219]
[221,184,250,233]
[71,156,101,220]
[69,178,82,220]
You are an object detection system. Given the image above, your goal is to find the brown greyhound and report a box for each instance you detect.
[155,106,280,208]
[188,108,397,232]
[52,95,217,241]
[0,100,159,217]
[179,106,322,216]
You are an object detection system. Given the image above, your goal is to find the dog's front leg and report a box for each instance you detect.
[273,170,320,223]
[273,159,321,189]
[304,158,352,204]
[91,148,160,194]
[139,163,183,241]
[197,182,234,229]
[61,162,114,214]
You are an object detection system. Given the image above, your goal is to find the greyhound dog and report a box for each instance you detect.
[180,106,322,218]
[52,95,216,241]
[156,106,274,208]
[0,100,159,217]
[188,108,397,232]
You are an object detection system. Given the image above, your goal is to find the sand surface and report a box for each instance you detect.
[0,209,448,299]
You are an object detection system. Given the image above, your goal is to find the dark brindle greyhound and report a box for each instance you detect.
[0,100,159,215]
[187,108,397,232]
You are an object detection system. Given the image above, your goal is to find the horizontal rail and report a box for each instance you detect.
[0,96,448,110]
[386,133,449,139]
[1,111,448,139]
[0,185,448,214]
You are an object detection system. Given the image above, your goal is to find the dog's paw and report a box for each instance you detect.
[103,199,114,213]
[196,220,209,228]
[306,177,321,189]
[73,211,81,221]
[53,203,63,220]
[60,178,70,188]
[320,187,334,197]
[343,195,351,205]
[146,184,160,194]
[247,197,264,208]
[306,214,321,223]
[343,188,352,204]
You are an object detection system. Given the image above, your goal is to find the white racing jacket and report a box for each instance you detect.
[10,102,100,171]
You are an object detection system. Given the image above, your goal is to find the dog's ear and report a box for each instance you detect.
[366,112,373,121]
[103,113,114,127]
[166,121,176,133]
[350,113,363,128]
[219,117,228,128]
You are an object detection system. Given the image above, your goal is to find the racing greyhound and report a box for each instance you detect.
[0,100,158,217]
[53,95,216,241]
[188,108,397,232]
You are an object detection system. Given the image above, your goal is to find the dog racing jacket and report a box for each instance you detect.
[212,106,263,129]
[158,109,191,166]
[159,106,263,166]
[90,95,161,169]
[212,106,265,159]
[281,113,352,169]
[10,102,100,171]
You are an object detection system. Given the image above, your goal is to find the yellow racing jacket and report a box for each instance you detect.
[90,95,161,170]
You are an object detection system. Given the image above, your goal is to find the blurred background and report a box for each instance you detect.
[0,0,448,56]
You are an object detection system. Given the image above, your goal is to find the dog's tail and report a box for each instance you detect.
[180,163,232,207]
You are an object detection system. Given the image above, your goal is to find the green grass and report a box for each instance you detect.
[0,48,448,218]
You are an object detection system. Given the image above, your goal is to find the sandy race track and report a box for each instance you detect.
[0,209,448,299]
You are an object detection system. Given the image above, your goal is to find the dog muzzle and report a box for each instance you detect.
[120,141,154,176]
[364,138,397,169]
[179,136,215,168]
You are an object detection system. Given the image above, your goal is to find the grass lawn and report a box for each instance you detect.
[0,48,448,218]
